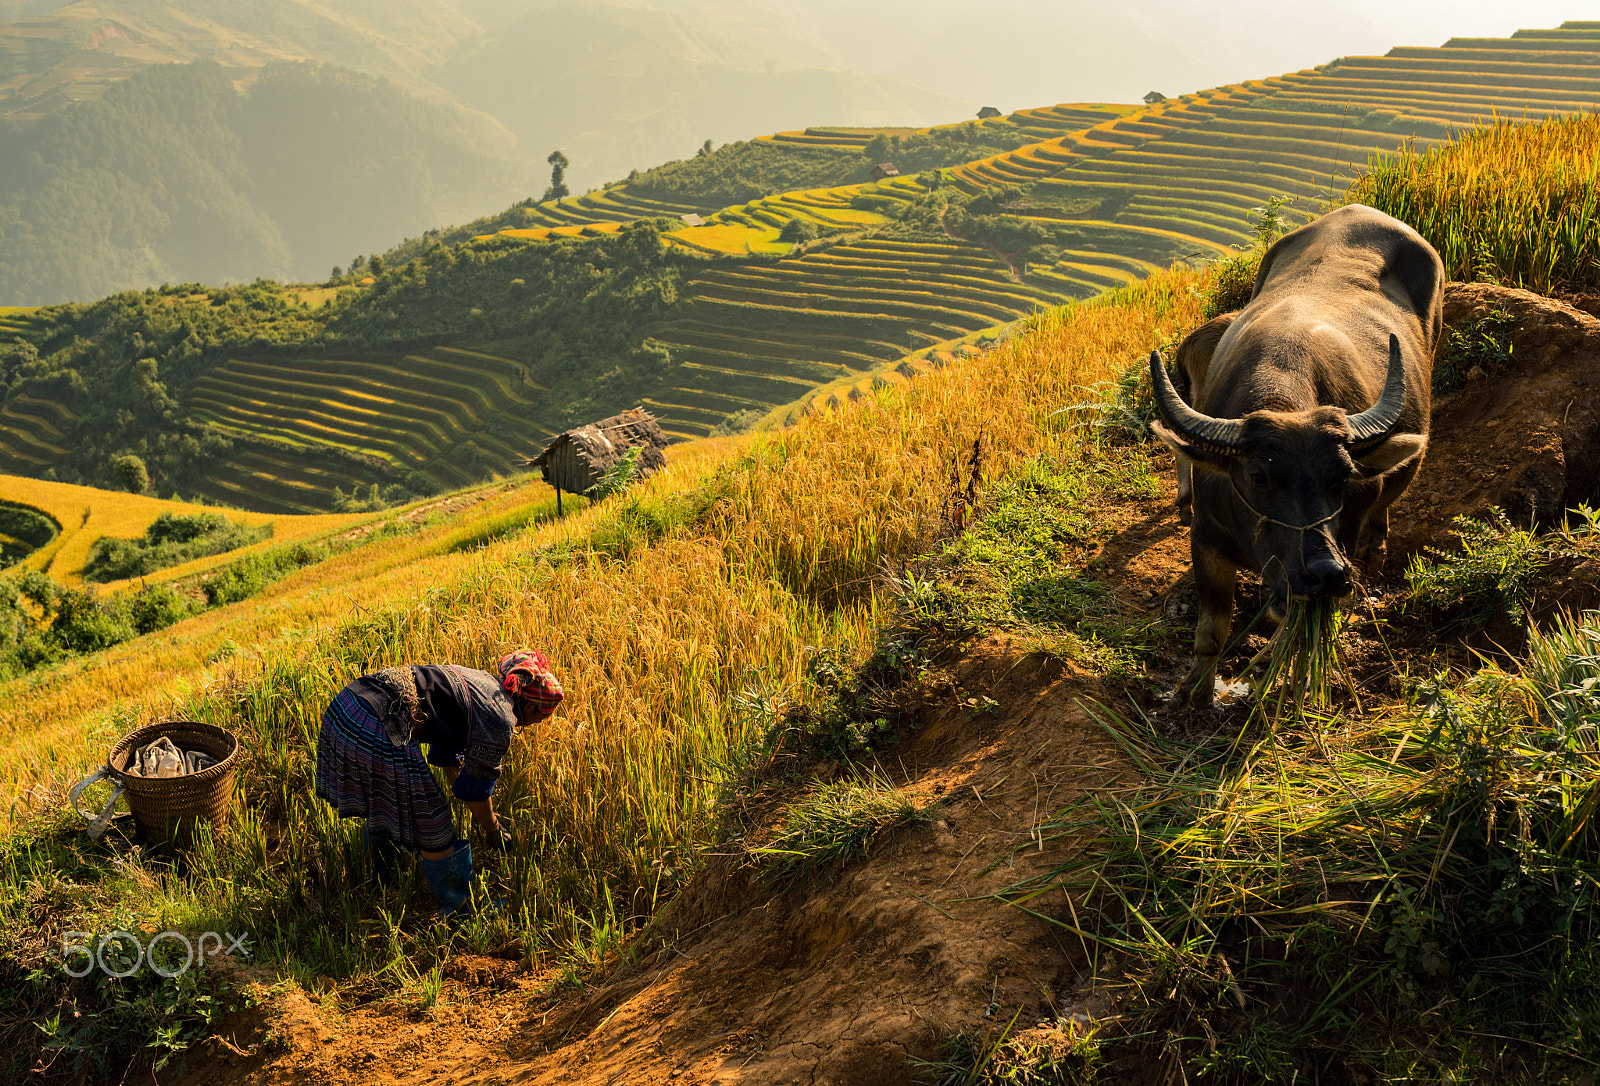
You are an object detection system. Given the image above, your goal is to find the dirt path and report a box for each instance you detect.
[174,644,1134,1086]
[939,206,1024,284]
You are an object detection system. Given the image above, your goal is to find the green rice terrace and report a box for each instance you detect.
[2,22,1599,513]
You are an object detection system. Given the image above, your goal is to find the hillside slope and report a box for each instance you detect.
[9,278,1600,1084]
[0,471,353,583]
[0,60,524,302]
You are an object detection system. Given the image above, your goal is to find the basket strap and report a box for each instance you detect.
[69,766,126,842]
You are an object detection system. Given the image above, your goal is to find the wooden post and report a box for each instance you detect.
[555,487,562,516]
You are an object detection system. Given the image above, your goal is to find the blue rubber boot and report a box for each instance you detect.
[421,840,473,921]
[362,823,405,885]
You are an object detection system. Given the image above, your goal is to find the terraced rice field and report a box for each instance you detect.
[0,307,37,336]
[0,394,77,475]
[951,23,1600,259]
[0,472,354,585]
[463,22,1600,440]
[641,236,1079,437]
[478,189,714,233]
[185,346,553,512]
[9,23,1599,505]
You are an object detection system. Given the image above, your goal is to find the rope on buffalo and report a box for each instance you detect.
[1229,478,1345,584]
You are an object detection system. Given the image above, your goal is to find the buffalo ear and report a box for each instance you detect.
[1353,432,1427,475]
[1151,420,1238,472]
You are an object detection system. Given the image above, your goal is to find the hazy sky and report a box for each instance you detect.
[787,0,1596,110]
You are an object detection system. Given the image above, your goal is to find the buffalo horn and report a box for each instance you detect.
[1149,349,1248,455]
[1345,334,1407,451]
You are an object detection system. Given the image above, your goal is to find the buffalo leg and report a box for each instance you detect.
[1178,543,1238,704]
[1354,457,1421,572]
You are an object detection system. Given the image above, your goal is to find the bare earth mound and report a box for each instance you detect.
[172,284,1600,1086]
[1386,283,1600,565]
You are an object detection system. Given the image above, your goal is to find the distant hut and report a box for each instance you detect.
[976,106,1003,120]
[1143,90,1167,104]
[680,212,706,227]
[525,408,668,513]
[870,162,900,180]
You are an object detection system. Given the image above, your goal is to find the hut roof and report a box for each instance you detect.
[870,162,900,178]
[976,106,1002,119]
[525,408,669,495]
[680,212,706,227]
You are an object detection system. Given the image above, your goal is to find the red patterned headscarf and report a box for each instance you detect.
[496,649,564,717]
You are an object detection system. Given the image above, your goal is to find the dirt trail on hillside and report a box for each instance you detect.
[175,646,1133,1086]
[169,284,1600,1086]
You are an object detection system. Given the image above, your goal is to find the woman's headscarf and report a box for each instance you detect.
[496,648,564,716]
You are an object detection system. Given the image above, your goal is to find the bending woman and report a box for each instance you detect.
[314,649,563,918]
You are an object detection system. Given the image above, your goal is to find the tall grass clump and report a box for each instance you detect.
[997,609,1600,1078]
[1346,111,1600,294]
[752,770,930,885]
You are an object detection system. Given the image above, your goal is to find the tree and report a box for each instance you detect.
[544,150,570,202]
[113,454,149,494]
[698,139,713,157]
[368,254,384,277]
[779,218,818,244]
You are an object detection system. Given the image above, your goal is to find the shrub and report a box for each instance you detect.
[201,555,273,607]
[112,454,149,494]
[1406,508,1558,626]
[83,512,270,582]
[779,218,818,244]
[1435,305,1515,394]
[49,586,135,654]
[710,408,764,437]
[126,582,194,634]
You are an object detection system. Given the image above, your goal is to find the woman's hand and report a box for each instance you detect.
[465,798,513,850]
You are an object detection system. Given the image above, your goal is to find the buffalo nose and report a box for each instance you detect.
[1300,556,1351,598]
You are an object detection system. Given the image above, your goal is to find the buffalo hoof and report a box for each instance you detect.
[1171,658,1220,707]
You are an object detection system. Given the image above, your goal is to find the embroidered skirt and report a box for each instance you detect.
[314,678,457,852]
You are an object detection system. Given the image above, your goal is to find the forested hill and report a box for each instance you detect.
[0,0,964,304]
[0,61,522,304]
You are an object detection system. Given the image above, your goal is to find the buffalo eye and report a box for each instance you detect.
[1248,467,1270,490]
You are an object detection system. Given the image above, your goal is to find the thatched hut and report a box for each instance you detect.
[525,408,668,512]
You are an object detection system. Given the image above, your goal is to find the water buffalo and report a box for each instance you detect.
[1149,203,1444,703]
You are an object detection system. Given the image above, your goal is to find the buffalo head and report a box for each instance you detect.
[1149,333,1426,604]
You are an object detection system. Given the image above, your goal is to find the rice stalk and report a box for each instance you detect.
[1346,111,1600,294]
[1252,597,1356,720]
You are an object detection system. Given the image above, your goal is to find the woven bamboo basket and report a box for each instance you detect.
[107,721,239,847]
